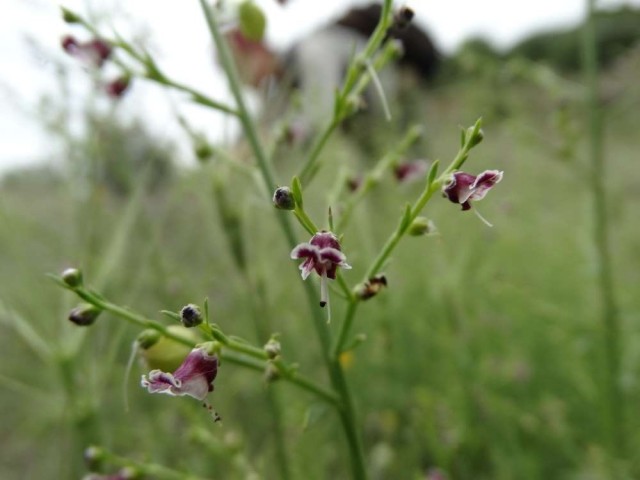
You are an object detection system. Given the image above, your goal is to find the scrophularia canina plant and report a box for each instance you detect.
[141,344,218,402]
[290,231,351,308]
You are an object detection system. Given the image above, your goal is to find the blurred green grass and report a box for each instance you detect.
[1,50,639,479]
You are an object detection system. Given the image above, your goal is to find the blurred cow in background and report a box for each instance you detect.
[223,1,440,152]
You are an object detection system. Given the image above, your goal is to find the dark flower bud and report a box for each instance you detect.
[180,304,203,328]
[105,75,131,99]
[346,176,362,193]
[392,6,414,31]
[61,267,83,288]
[61,7,81,24]
[263,337,281,359]
[68,304,102,326]
[272,186,295,210]
[356,275,388,301]
[408,217,436,236]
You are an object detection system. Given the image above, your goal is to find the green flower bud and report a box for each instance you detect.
[137,329,162,349]
[68,304,102,326]
[180,304,203,328]
[466,126,484,148]
[272,186,295,210]
[408,217,436,236]
[83,445,106,471]
[194,141,214,162]
[61,7,81,24]
[61,267,83,288]
[238,1,266,42]
[264,337,281,359]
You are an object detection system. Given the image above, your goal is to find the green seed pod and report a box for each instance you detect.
[238,1,266,42]
[140,325,198,372]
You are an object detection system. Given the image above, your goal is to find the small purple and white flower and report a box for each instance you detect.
[290,231,351,308]
[443,169,503,226]
[141,345,218,401]
[443,170,503,211]
[394,159,429,183]
[61,35,112,68]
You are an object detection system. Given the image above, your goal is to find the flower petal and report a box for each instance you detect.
[290,243,318,260]
[443,172,476,205]
[469,170,503,201]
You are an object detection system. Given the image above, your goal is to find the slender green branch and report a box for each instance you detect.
[582,0,624,462]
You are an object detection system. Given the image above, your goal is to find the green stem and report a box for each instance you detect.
[198,3,368,477]
[299,119,339,185]
[333,301,359,357]
[582,0,624,463]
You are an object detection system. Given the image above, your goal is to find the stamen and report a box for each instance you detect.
[320,272,328,308]
[473,207,494,227]
[366,59,392,122]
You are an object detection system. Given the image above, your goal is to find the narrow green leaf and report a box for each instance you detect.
[427,159,440,187]
[160,310,181,322]
[291,176,304,208]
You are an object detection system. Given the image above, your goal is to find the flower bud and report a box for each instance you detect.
[83,445,106,471]
[408,217,436,236]
[355,275,387,301]
[466,126,484,148]
[272,186,295,210]
[61,267,83,288]
[194,140,214,162]
[61,7,81,24]
[105,75,131,99]
[68,304,102,326]
[238,1,267,42]
[137,329,162,350]
[263,337,281,359]
[392,6,414,31]
[264,362,280,383]
[180,304,203,328]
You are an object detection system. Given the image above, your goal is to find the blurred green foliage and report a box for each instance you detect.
[509,6,640,72]
[1,20,640,480]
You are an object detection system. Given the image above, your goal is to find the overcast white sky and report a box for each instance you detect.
[1,0,638,173]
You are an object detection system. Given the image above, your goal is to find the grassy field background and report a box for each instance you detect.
[1,39,639,480]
